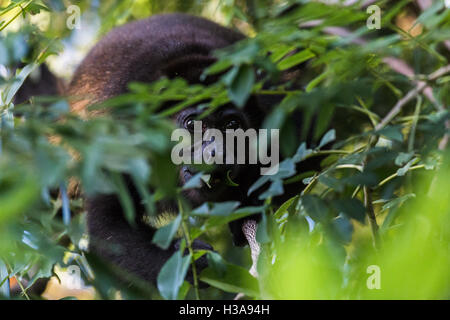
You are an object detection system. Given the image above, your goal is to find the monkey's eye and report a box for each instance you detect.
[223,118,242,130]
[184,118,196,131]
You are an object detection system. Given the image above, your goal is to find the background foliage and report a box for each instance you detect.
[0,0,449,300]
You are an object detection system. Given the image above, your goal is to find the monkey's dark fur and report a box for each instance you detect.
[69,13,245,113]
[67,13,272,286]
[13,64,60,105]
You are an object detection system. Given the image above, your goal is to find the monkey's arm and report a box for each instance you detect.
[85,194,211,285]
[85,194,176,284]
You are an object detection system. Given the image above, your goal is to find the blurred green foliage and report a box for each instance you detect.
[0,0,449,300]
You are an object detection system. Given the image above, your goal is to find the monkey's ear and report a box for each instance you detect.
[13,64,62,105]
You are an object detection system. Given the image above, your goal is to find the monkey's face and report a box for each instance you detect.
[174,104,261,206]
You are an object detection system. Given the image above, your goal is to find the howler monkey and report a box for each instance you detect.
[68,13,283,286]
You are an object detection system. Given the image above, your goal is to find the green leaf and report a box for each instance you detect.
[210,201,240,215]
[292,142,313,163]
[343,171,378,187]
[397,158,418,176]
[262,106,287,131]
[318,129,336,149]
[111,172,135,226]
[330,215,353,244]
[331,198,366,224]
[318,174,343,192]
[380,194,416,230]
[177,281,190,300]
[227,64,255,107]
[157,251,191,300]
[0,169,39,224]
[315,104,335,141]
[379,193,416,212]
[192,201,240,216]
[273,195,298,220]
[247,175,270,196]
[395,152,414,166]
[200,262,259,298]
[204,59,233,76]
[190,206,264,239]
[25,3,50,15]
[182,171,204,190]
[248,159,296,196]
[206,251,227,277]
[221,65,239,87]
[377,126,403,142]
[225,170,239,186]
[152,214,182,250]
[3,63,37,104]
[301,195,330,222]
[191,203,209,215]
[258,179,283,200]
[278,49,315,71]
[256,212,270,243]
[215,40,260,65]
[305,71,328,92]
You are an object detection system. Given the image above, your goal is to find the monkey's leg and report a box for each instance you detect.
[233,219,260,300]
[242,219,260,278]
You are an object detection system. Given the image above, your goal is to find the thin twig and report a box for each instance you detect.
[408,97,422,152]
[375,65,450,131]
[259,89,302,95]
[364,186,380,250]
[376,165,426,188]
[318,24,444,107]
[178,199,200,300]
[14,277,31,300]
[438,120,449,151]
[0,1,33,32]
[301,173,319,195]
[362,136,380,250]
[4,261,30,300]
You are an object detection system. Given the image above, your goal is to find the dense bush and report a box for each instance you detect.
[0,0,449,299]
